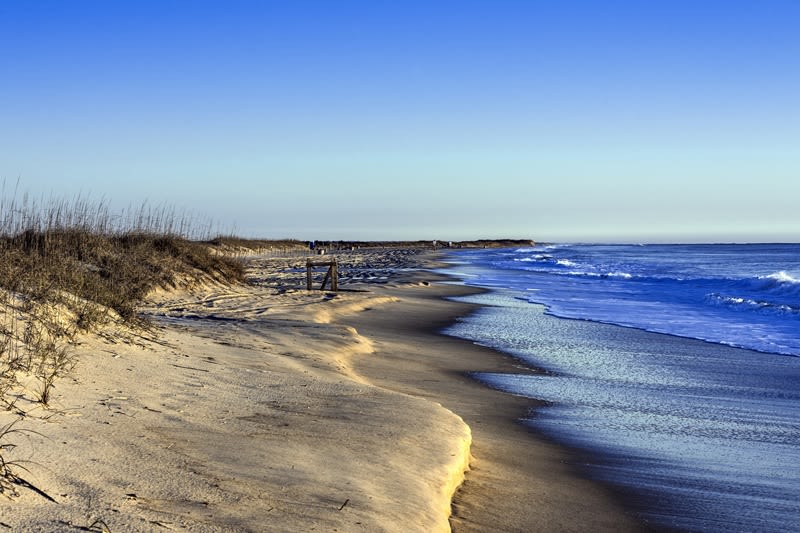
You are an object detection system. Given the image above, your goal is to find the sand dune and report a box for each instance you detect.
[1,253,471,532]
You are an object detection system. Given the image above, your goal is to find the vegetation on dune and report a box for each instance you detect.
[1,229,247,324]
[0,191,251,497]
[0,194,249,398]
[208,236,308,252]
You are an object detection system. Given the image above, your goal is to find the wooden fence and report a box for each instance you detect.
[306,259,338,291]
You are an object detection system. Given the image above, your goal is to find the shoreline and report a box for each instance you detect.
[437,244,800,532]
[0,248,644,531]
[341,265,644,532]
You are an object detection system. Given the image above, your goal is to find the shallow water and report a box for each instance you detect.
[454,244,800,356]
[443,246,800,532]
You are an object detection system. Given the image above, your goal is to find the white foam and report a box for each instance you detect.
[563,270,633,279]
[762,271,800,284]
[608,271,633,279]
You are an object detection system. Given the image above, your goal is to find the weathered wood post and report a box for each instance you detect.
[306,258,339,291]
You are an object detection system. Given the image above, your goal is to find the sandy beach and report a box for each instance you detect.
[0,248,643,532]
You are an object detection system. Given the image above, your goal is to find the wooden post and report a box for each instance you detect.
[306,258,339,292]
[321,266,332,289]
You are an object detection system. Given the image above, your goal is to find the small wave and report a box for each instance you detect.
[514,245,561,253]
[706,293,800,316]
[515,254,553,263]
[608,271,633,279]
[761,271,800,284]
[564,270,634,280]
[746,272,800,298]
[556,259,577,267]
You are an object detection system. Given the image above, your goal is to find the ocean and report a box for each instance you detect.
[442,244,800,532]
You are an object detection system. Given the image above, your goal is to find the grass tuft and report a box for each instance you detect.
[0,187,247,494]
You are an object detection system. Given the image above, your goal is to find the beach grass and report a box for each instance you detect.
[0,193,255,397]
[0,191,260,492]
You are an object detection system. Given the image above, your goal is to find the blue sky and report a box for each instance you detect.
[1,1,798,242]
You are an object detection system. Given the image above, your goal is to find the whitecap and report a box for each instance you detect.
[608,271,633,279]
[563,270,633,279]
[515,254,552,262]
[706,293,800,315]
[761,271,800,284]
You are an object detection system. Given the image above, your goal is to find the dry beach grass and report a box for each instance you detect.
[0,195,247,499]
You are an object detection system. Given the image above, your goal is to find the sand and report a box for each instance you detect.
[0,249,644,532]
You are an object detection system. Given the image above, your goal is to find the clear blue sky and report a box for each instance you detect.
[2,0,798,242]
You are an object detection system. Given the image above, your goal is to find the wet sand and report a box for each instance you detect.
[340,271,644,532]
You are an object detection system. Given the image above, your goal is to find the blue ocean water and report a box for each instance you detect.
[443,244,800,532]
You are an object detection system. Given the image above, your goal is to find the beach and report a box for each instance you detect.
[0,248,642,532]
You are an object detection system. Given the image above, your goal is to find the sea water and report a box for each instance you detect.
[443,244,800,532]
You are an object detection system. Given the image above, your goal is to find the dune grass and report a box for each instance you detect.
[0,192,249,397]
[0,191,253,496]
